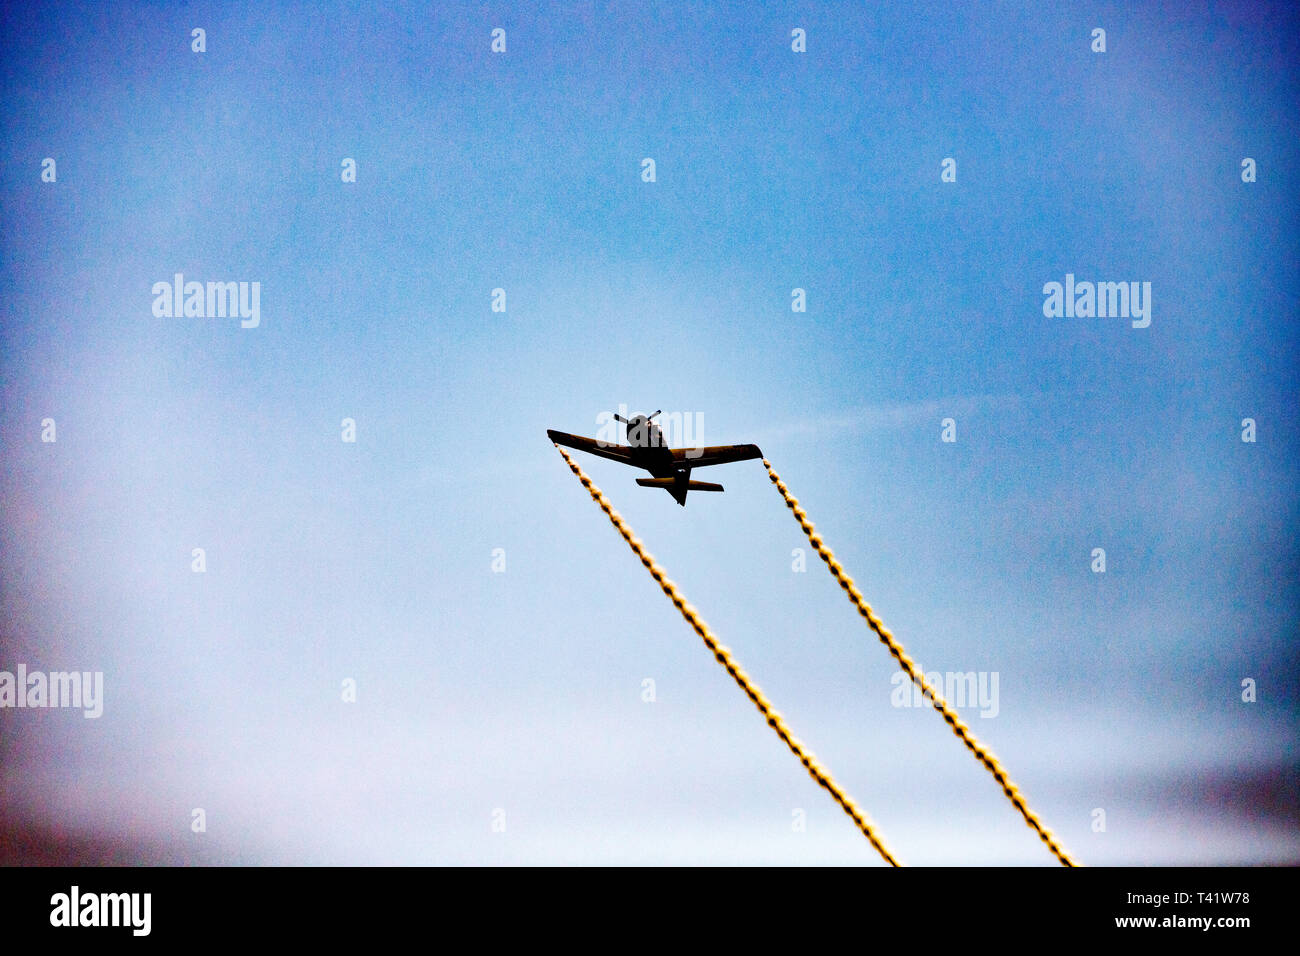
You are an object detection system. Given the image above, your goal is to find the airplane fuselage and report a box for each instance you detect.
[621,416,678,478]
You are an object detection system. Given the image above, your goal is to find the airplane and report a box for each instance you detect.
[547,410,763,506]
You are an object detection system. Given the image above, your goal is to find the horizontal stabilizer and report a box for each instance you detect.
[636,477,724,492]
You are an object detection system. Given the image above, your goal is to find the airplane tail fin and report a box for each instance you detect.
[635,478,725,492]
[636,477,724,505]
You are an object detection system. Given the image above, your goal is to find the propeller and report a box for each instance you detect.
[614,410,661,425]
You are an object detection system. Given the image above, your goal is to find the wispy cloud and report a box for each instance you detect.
[762,392,1034,441]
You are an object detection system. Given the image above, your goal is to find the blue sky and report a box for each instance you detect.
[1,0,1297,864]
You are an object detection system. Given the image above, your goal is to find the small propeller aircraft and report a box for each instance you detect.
[548,410,763,506]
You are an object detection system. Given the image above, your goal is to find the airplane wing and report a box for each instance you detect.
[670,444,764,468]
[547,429,639,466]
